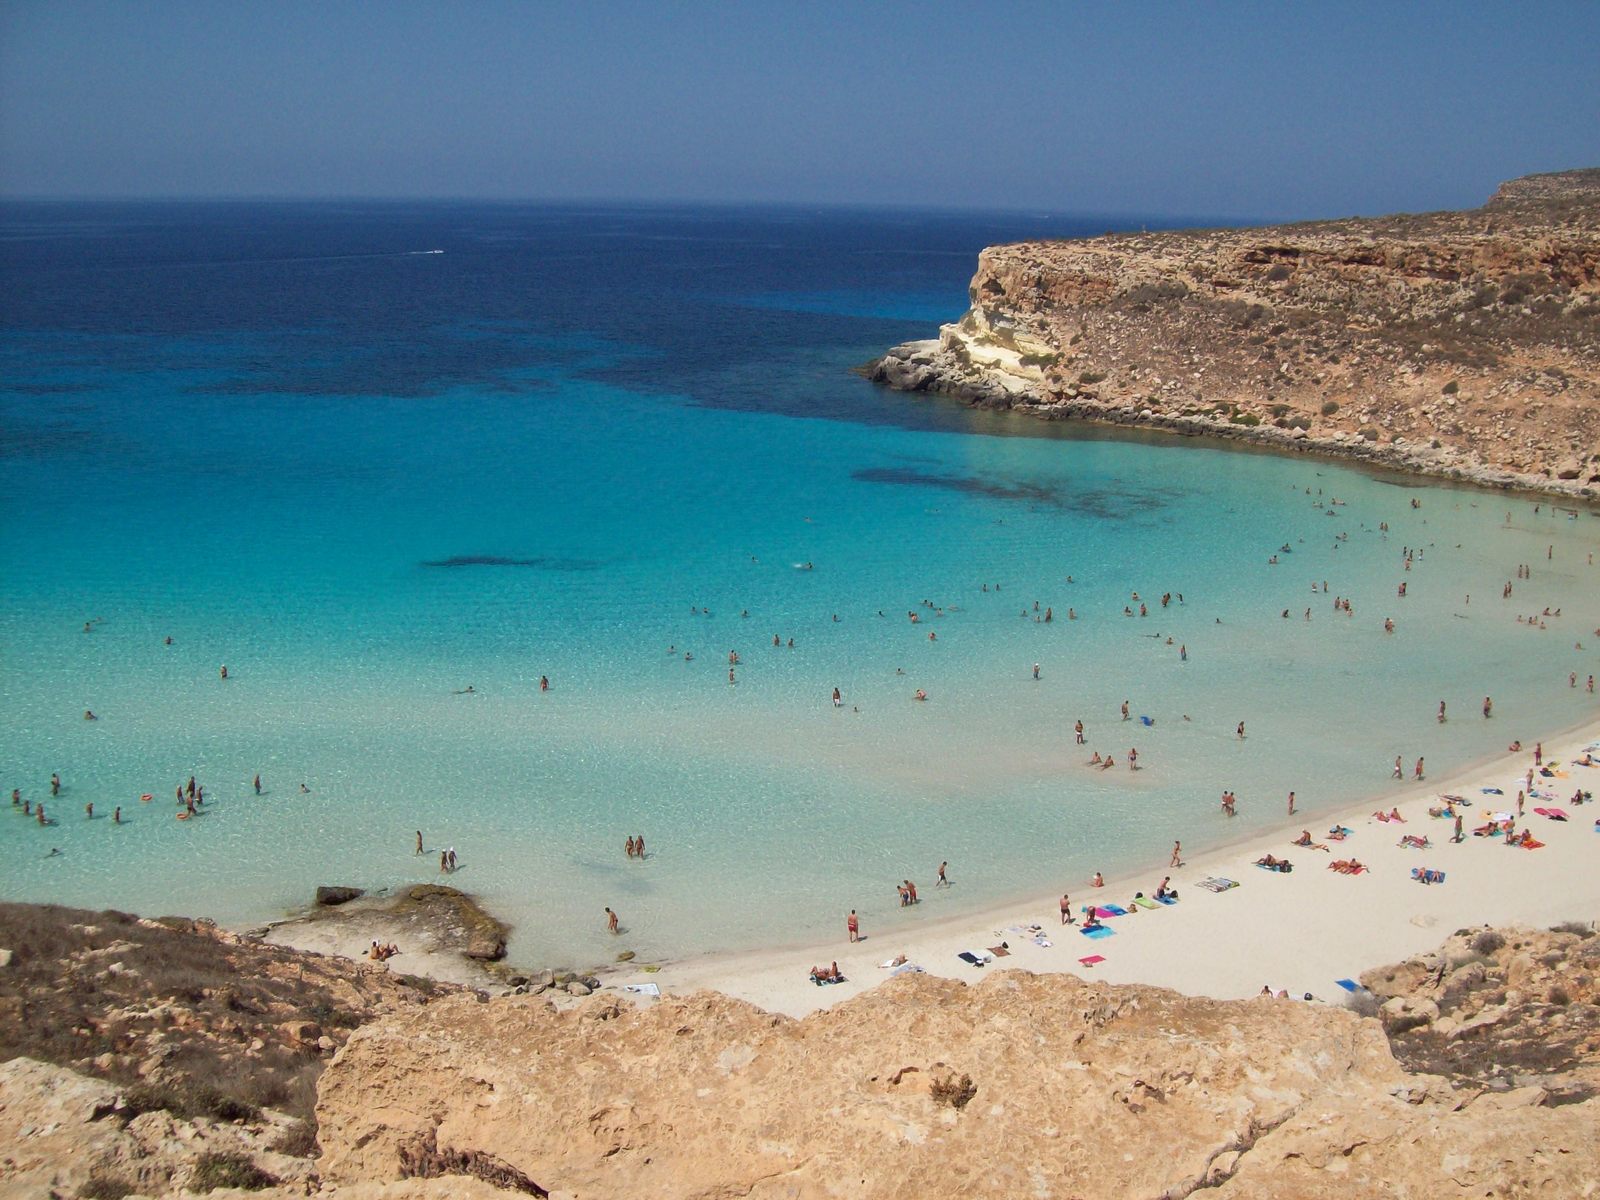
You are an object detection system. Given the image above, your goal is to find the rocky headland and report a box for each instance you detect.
[3,901,1596,1198]
[866,168,1600,497]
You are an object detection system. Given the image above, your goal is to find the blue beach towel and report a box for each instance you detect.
[1080,925,1115,939]
[1155,895,1178,906]
[1335,978,1359,992]
[1139,715,1154,726]
[1101,904,1129,916]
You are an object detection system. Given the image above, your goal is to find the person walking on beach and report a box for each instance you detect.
[1060,893,1073,924]
[1287,791,1296,816]
[1170,841,1182,867]
[415,830,423,855]
[1033,663,1040,680]
[1237,722,1246,740]
[847,910,860,942]
[254,773,262,795]
[833,687,842,707]
[1122,701,1131,721]
[936,861,949,887]
[606,906,619,934]
[439,850,449,873]
[1453,812,1464,843]
[1075,720,1085,745]
[1392,756,1404,780]
[1483,695,1493,718]
[635,834,645,858]
[1438,701,1446,723]
[625,835,636,858]
[1128,747,1139,771]
[1414,758,1425,781]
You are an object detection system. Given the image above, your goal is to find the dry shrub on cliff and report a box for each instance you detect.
[929,1071,977,1110]
[190,1152,277,1192]
[76,1172,138,1200]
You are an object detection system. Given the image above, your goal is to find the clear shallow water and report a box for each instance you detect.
[3,202,1599,970]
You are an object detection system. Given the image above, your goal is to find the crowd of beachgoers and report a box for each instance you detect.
[9,489,1597,1002]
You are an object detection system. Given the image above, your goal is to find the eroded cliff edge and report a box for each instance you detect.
[867,168,1600,497]
[4,907,1598,1198]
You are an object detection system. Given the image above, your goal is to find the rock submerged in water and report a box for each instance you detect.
[316,886,366,907]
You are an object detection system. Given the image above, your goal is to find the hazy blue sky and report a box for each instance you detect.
[2,1,1596,219]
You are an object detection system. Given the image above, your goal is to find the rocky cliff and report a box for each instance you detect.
[4,910,1596,1198]
[311,924,1600,1200]
[867,169,1600,496]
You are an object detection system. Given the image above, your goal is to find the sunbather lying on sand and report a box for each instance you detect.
[1329,859,1368,874]
[1399,834,1430,848]
[1256,854,1292,872]
[810,962,844,984]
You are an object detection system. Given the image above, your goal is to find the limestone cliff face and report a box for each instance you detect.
[868,170,1600,496]
[4,910,1597,1197]
[314,959,1600,1200]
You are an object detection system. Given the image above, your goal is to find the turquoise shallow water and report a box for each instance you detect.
[3,202,1598,968]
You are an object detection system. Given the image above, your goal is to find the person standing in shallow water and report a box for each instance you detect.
[606,906,619,934]
[415,830,423,855]
[847,910,859,942]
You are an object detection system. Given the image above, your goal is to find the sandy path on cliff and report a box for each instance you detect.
[619,722,1600,1016]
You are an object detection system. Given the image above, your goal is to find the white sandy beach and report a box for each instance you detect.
[612,722,1600,1017]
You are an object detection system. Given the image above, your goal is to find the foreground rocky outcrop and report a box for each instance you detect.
[0,902,455,1127]
[867,168,1600,497]
[4,912,1596,1197]
[315,927,1600,1199]
[1360,921,1600,1104]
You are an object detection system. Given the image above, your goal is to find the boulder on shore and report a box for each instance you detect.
[316,885,366,907]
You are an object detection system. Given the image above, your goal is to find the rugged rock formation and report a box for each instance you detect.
[867,169,1600,497]
[1360,921,1600,1104]
[315,932,1600,1199]
[4,911,1596,1197]
[0,902,456,1128]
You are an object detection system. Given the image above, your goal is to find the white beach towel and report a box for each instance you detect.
[621,982,661,997]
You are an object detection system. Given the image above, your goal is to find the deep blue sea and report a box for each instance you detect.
[4,201,1598,968]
